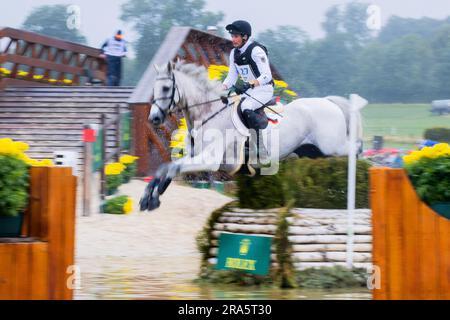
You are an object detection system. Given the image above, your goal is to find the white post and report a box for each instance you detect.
[347,94,368,269]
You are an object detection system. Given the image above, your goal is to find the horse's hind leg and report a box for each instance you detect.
[293,144,327,159]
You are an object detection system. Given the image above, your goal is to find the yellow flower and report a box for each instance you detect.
[0,68,11,75]
[63,79,73,84]
[48,79,57,83]
[105,162,126,175]
[123,197,133,214]
[17,70,29,77]
[207,65,228,80]
[285,89,298,97]
[274,80,288,88]
[31,159,55,167]
[0,138,21,155]
[33,75,44,80]
[119,155,139,165]
[403,143,450,165]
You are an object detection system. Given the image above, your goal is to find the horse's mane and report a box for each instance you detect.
[174,61,222,95]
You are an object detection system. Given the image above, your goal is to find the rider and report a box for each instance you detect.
[222,20,274,162]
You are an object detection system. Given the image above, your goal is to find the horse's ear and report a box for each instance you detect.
[153,64,160,73]
[167,61,173,74]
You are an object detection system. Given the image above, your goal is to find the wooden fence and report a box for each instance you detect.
[0,167,76,300]
[370,168,450,300]
[0,27,106,88]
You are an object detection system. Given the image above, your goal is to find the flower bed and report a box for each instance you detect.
[403,143,450,218]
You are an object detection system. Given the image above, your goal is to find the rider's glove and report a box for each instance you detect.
[234,82,253,95]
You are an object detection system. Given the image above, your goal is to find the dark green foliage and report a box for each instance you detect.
[405,156,450,204]
[237,158,370,210]
[296,266,368,289]
[196,264,273,287]
[0,155,29,217]
[424,127,450,143]
[120,0,224,85]
[122,162,137,183]
[237,172,285,209]
[197,202,237,266]
[106,174,123,195]
[104,195,128,214]
[22,5,87,44]
[273,204,296,288]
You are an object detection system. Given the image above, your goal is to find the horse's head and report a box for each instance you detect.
[149,61,178,127]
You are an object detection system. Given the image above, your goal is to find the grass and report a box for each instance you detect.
[361,104,450,150]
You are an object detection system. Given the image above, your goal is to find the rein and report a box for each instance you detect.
[152,73,233,127]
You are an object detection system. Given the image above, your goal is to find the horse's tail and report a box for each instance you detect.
[326,95,364,148]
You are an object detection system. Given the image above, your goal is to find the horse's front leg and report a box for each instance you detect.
[139,147,222,211]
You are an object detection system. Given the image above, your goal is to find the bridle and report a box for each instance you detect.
[151,72,233,126]
[151,74,179,116]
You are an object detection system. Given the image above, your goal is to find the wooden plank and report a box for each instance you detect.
[0,102,128,108]
[46,167,61,299]
[29,242,49,299]
[63,170,76,299]
[29,167,44,238]
[401,170,421,299]
[0,53,88,76]
[370,168,388,300]
[0,92,133,98]
[385,169,404,299]
[0,27,102,56]
[437,214,450,299]
[0,118,104,124]
[14,244,31,300]
[0,97,131,103]
[0,244,14,299]
[0,108,112,115]
[419,202,440,299]
[4,86,134,93]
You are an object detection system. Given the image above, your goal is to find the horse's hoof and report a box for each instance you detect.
[139,195,149,211]
[147,197,161,211]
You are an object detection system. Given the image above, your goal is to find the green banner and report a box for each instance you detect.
[216,233,272,276]
[92,127,103,172]
[121,112,131,150]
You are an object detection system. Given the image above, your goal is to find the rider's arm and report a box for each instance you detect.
[251,46,272,87]
[223,49,239,90]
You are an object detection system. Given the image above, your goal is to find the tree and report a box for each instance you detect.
[303,33,358,97]
[431,25,450,99]
[22,5,87,44]
[322,2,373,45]
[378,16,450,43]
[322,5,342,36]
[256,26,313,95]
[355,35,433,102]
[120,0,224,85]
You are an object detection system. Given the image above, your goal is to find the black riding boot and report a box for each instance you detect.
[243,109,270,165]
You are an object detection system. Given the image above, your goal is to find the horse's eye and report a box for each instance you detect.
[162,86,170,92]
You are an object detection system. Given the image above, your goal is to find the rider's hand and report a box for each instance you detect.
[234,82,253,95]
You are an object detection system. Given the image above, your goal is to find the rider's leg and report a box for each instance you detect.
[240,86,274,165]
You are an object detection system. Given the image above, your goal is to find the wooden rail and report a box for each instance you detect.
[0,167,77,300]
[0,27,106,88]
[370,168,450,300]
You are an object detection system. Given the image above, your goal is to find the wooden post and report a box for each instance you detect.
[131,103,151,176]
[115,104,121,161]
[100,113,107,203]
[83,132,92,217]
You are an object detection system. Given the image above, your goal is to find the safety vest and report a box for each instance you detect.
[103,37,126,57]
[233,41,270,83]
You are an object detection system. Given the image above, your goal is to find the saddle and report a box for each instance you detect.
[236,97,278,130]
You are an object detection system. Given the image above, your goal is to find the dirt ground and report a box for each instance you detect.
[74,179,231,299]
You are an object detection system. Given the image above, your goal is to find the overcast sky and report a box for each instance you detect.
[1,0,450,56]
